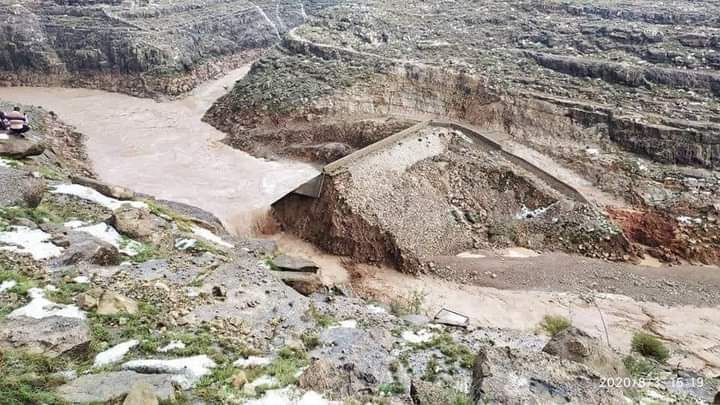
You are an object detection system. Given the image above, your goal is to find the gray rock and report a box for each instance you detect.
[56,371,176,403]
[0,166,46,208]
[55,231,121,266]
[298,359,343,393]
[111,206,167,243]
[71,175,135,200]
[0,316,90,356]
[410,380,446,405]
[0,136,45,158]
[542,327,624,377]
[271,270,325,296]
[401,314,431,327]
[433,308,469,328]
[272,254,319,273]
[312,327,394,395]
[471,346,625,404]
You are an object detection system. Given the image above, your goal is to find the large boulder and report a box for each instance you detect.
[55,230,121,266]
[0,166,46,208]
[0,316,90,356]
[0,136,45,158]
[272,270,325,296]
[471,346,625,404]
[542,327,624,377]
[56,371,176,403]
[71,175,134,200]
[111,206,167,244]
[272,254,319,272]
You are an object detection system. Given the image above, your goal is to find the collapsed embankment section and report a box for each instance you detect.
[273,123,632,273]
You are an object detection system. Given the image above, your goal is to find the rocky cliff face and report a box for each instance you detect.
[0,0,341,96]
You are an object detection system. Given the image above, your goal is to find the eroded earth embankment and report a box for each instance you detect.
[206,0,720,266]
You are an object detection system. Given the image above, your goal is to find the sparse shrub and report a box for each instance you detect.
[390,289,426,316]
[446,389,472,405]
[378,381,405,395]
[301,330,320,350]
[623,355,657,378]
[539,315,571,337]
[631,332,669,363]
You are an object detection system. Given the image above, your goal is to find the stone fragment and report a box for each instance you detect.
[97,291,139,315]
[71,175,135,200]
[0,166,46,208]
[0,316,90,356]
[272,271,324,296]
[123,382,159,405]
[55,231,121,266]
[272,254,319,273]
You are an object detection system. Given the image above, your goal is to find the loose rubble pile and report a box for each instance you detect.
[1,104,715,404]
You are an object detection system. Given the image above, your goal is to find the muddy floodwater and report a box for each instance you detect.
[3,66,318,235]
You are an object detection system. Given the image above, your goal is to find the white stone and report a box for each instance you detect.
[247,387,336,405]
[233,355,273,368]
[175,238,197,250]
[63,220,86,229]
[72,276,90,284]
[94,339,139,367]
[191,226,233,249]
[121,355,215,386]
[76,223,142,256]
[158,341,186,353]
[401,329,433,344]
[366,304,386,314]
[0,226,64,260]
[329,319,357,329]
[0,280,17,293]
[51,184,146,211]
[8,288,85,320]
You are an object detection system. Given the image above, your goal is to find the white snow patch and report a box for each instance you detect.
[158,341,186,353]
[515,205,550,220]
[72,276,90,284]
[77,223,143,256]
[456,251,486,258]
[64,220,86,229]
[122,355,215,385]
[0,280,17,293]
[94,339,139,367]
[8,288,85,320]
[677,216,703,225]
[0,133,8,140]
[248,387,335,405]
[366,304,386,314]
[191,226,233,249]
[329,319,357,329]
[402,329,433,344]
[234,355,273,368]
[175,238,197,250]
[0,226,64,260]
[584,148,599,155]
[51,184,146,211]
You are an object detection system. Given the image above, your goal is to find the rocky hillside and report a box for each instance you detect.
[0,0,341,97]
[1,106,716,403]
[206,0,720,266]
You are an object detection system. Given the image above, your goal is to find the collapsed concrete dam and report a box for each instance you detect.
[272,121,632,273]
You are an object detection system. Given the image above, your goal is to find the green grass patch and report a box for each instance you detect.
[623,355,657,378]
[631,332,670,363]
[415,333,475,369]
[379,382,405,395]
[307,303,336,328]
[539,315,572,337]
[0,270,35,295]
[0,351,68,404]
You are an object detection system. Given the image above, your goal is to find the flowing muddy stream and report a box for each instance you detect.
[2,66,318,235]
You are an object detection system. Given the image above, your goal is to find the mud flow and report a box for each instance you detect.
[3,67,318,236]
